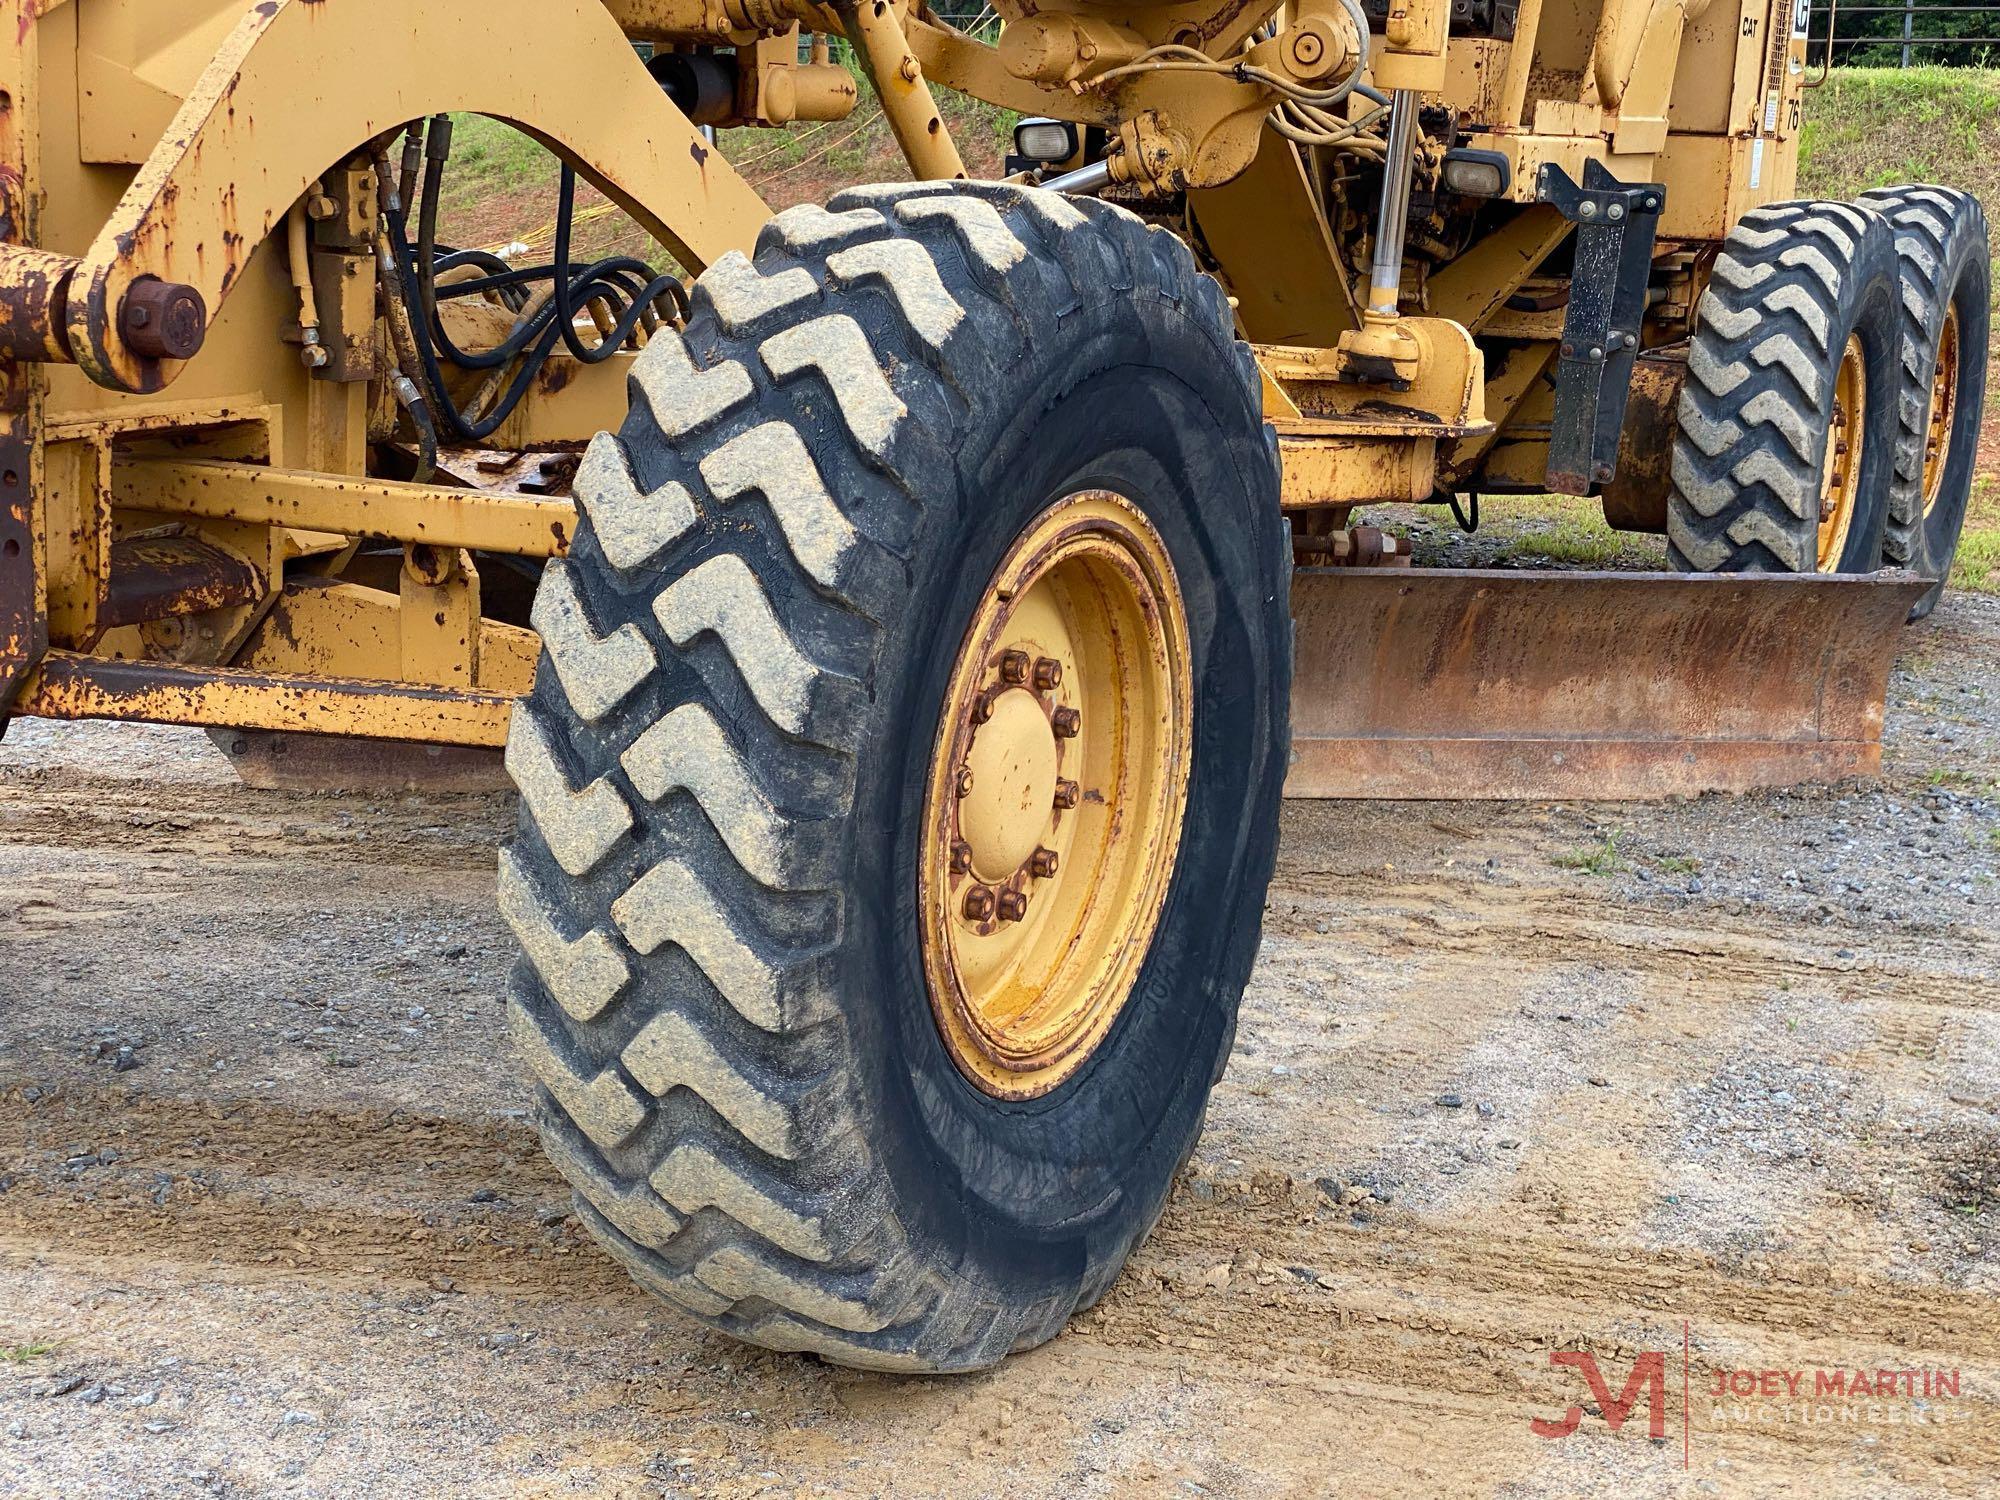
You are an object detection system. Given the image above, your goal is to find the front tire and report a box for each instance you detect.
[1668,200,1903,575]
[501,183,1289,1371]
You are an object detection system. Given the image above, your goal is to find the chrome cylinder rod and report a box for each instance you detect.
[1043,159,1112,197]
[1366,89,1421,319]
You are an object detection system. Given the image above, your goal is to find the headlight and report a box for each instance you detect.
[1013,119,1080,166]
[1440,148,1511,199]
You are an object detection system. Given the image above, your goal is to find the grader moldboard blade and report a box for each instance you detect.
[1285,569,1932,801]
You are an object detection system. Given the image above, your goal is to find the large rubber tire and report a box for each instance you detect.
[1857,184,1991,620]
[1667,200,1902,574]
[500,182,1289,1372]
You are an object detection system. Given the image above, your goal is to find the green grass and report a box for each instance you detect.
[1798,68,2000,203]
[1952,479,2000,596]
[1654,854,1701,875]
[0,1342,57,1363]
[1553,833,1625,876]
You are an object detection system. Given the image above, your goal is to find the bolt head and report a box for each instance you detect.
[1032,657,1062,692]
[1053,779,1080,810]
[1608,203,1625,221]
[950,841,973,874]
[956,766,974,798]
[998,649,1030,685]
[963,886,996,921]
[996,889,1028,922]
[1578,200,1598,219]
[1029,847,1058,878]
[1051,707,1081,739]
[971,689,996,725]
[120,277,208,361]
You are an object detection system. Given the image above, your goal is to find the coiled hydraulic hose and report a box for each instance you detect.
[379,119,689,444]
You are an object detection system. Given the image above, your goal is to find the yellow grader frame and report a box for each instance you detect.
[0,0,1936,793]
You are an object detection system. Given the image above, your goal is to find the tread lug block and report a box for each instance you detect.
[540,1111,685,1252]
[620,702,837,891]
[630,332,754,443]
[574,431,697,574]
[758,203,888,258]
[531,559,656,724]
[508,985,647,1151]
[692,250,822,334]
[505,706,633,877]
[650,553,863,748]
[498,850,629,1022]
[758,314,908,461]
[502,184,1288,1372]
[609,856,834,1033]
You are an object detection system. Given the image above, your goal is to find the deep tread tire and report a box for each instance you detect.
[1857,184,1990,619]
[501,183,1290,1371]
[1667,199,1902,574]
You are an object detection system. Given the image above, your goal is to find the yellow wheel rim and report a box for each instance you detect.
[1921,301,1961,517]
[918,491,1192,1100]
[1817,332,1868,572]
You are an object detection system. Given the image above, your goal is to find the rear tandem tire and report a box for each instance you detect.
[1857,184,1991,620]
[1667,200,1903,576]
[500,183,1290,1372]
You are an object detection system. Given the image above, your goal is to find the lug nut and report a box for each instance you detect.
[950,841,973,874]
[971,689,997,725]
[1029,847,1058,878]
[1053,779,1080,810]
[999,649,1030,685]
[996,889,1028,922]
[1033,657,1062,692]
[1052,707,1081,738]
[956,766,974,798]
[963,886,995,921]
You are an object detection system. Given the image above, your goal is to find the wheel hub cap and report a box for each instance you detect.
[959,688,1059,883]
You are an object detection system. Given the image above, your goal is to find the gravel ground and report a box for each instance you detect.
[0,592,1996,1499]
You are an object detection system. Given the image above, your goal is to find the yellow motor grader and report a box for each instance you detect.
[0,0,1986,1370]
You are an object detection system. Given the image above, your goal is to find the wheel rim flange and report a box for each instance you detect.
[1817,332,1868,572]
[1921,301,1962,518]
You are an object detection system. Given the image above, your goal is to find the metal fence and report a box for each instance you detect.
[1809,2,2000,66]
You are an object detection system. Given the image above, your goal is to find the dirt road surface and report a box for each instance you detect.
[2,595,1997,1499]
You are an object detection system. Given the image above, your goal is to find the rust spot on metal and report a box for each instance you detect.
[0,245,77,362]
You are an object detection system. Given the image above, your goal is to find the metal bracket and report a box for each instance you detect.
[1534,161,1664,496]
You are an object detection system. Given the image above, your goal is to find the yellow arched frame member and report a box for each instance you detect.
[62,0,773,395]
